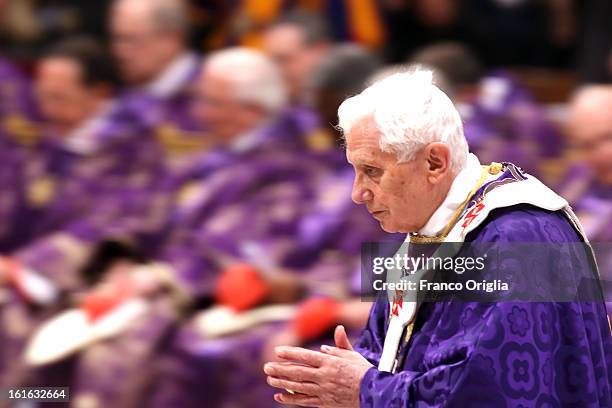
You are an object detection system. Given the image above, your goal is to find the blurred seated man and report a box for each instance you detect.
[0,38,164,386]
[263,12,332,107]
[409,42,565,178]
[110,0,206,159]
[2,37,164,287]
[560,86,612,316]
[261,12,336,154]
[560,86,612,240]
[146,47,342,295]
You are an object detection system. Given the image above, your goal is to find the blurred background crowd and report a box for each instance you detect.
[0,0,610,407]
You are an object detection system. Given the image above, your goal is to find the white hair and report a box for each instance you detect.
[205,47,287,113]
[338,67,468,173]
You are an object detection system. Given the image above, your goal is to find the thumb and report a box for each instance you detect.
[334,325,353,351]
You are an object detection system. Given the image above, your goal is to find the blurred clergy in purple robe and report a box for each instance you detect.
[561,86,612,242]
[0,37,164,312]
[561,86,612,319]
[264,69,612,407]
[109,0,206,158]
[8,37,163,290]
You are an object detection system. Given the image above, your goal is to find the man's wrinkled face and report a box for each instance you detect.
[193,69,263,142]
[346,117,436,233]
[571,102,612,185]
[36,57,94,132]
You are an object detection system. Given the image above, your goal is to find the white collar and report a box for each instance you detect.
[418,153,482,237]
[229,117,275,153]
[62,101,115,154]
[145,52,198,99]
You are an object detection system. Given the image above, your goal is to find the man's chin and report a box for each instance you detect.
[378,218,413,234]
[378,220,401,234]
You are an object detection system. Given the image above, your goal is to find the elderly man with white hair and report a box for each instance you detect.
[150,47,333,299]
[264,69,612,406]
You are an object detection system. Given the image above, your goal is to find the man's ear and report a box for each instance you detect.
[424,142,451,184]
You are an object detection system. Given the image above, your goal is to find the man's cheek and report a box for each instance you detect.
[592,156,611,175]
[597,146,612,166]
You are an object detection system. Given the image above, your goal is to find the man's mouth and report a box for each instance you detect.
[370,210,386,217]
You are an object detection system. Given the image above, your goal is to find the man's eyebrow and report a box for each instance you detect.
[351,156,378,167]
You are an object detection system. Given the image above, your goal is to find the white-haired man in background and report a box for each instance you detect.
[264,70,612,406]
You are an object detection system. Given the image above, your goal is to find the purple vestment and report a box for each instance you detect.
[356,173,612,406]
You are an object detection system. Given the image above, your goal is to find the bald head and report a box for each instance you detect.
[569,86,612,184]
[113,0,188,34]
[193,48,287,142]
[110,0,189,84]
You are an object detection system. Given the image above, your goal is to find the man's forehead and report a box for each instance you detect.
[201,68,233,88]
[113,0,154,29]
[346,125,385,164]
[346,117,380,151]
[265,25,305,49]
[39,58,82,80]
[571,105,612,141]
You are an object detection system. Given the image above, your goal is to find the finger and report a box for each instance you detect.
[275,346,325,367]
[320,344,356,359]
[266,376,319,395]
[274,392,322,407]
[263,362,319,382]
[334,325,354,351]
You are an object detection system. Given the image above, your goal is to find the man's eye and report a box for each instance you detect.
[364,166,380,177]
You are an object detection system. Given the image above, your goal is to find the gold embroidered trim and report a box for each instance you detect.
[409,163,500,244]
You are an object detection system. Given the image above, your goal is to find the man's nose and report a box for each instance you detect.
[351,179,373,204]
